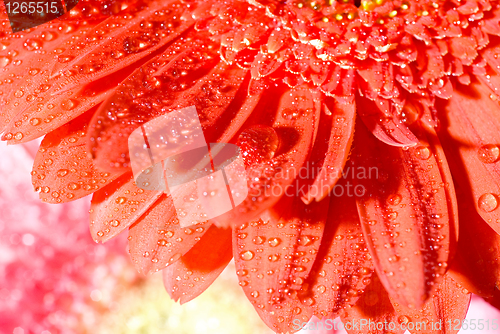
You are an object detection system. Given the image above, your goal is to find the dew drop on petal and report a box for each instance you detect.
[115,197,127,204]
[0,56,11,68]
[479,193,498,212]
[30,118,41,126]
[268,237,281,247]
[478,144,500,164]
[61,99,78,110]
[414,146,431,160]
[237,125,280,165]
[387,194,402,205]
[240,250,254,261]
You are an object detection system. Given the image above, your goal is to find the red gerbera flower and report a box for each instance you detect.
[2,0,500,332]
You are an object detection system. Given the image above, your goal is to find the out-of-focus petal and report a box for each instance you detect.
[128,194,211,275]
[32,108,122,203]
[89,172,161,242]
[162,225,232,304]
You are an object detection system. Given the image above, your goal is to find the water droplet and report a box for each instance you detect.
[115,197,127,204]
[14,90,24,98]
[268,238,281,247]
[268,254,279,262]
[30,118,41,126]
[398,315,410,324]
[479,193,498,212]
[111,50,125,59]
[57,55,74,63]
[387,194,402,205]
[41,31,56,41]
[253,236,265,244]
[57,169,68,177]
[110,220,120,227]
[14,132,23,140]
[478,144,500,164]
[240,250,255,261]
[23,38,43,51]
[237,125,280,166]
[414,146,431,160]
[298,236,312,246]
[0,56,11,68]
[61,99,78,110]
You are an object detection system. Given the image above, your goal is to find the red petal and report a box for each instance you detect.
[237,187,374,333]
[342,275,405,334]
[449,186,500,297]
[302,97,356,204]
[31,108,121,203]
[127,194,211,275]
[89,172,162,243]
[357,96,418,147]
[300,191,374,320]
[214,84,320,227]
[87,37,248,171]
[162,226,232,304]
[437,77,500,235]
[49,0,193,91]
[232,195,329,333]
[354,122,454,308]
[391,275,471,334]
[0,1,164,143]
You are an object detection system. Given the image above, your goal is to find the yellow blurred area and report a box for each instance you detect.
[95,261,275,334]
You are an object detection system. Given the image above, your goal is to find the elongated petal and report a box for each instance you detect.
[391,275,471,334]
[357,96,418,147]
[437,77,500,235]
[449,186,500,297]
[301,97,355,204]
[162,226,232,304]
[232,195,328,333]
[238,187,374,333]
[89,173,162,242]
[354,122,453,308]
[342,275,404,334]
[128,194,211,275]
[31,108,121,203]
[49,0,193,90]
[215,84,320,227]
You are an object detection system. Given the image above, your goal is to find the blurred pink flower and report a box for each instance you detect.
[0,142,138,334]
